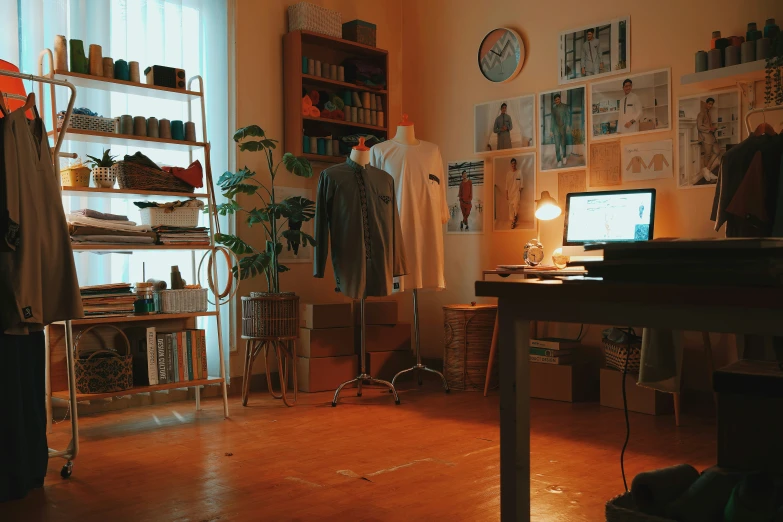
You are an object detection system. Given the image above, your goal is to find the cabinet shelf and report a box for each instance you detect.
[56,311,218,326]
[302,153,343,164]
[72,244,211,252]
[61,186,207,200]
[52,377,224,402]
[303,115,387,132]
[302,74,387,95]
[53,70,202,101]
[680,59,767,89]
[49,128,206,151]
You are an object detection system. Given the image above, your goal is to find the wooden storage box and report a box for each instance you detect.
[600,367,673,415]
[287,2,341,38]
[354,299,397,325]
[366,351,413,382]
[342,20,377,47]
[531,362,599,403]
[297,327,354,358]
[297,354,357,392]
[300,303,352,329]
[361,323,411,353]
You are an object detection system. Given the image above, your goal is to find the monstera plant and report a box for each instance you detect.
[214,125,316,293]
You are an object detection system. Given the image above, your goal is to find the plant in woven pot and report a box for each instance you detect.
[86,149,118,188]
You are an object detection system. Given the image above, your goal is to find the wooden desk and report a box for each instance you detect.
[474,277,783,522]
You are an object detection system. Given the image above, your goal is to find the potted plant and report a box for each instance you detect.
[86,149,118,188]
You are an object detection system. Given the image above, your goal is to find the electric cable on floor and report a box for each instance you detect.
[620,329,632,492]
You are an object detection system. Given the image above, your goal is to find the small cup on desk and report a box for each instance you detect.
[119,114,133,135]
[159,118,172,139]
[147,117,159,138]
[184,121,196,142]
[171,120,185,141]
[133,116,147,136]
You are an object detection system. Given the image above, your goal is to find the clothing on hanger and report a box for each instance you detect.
[369,140,449,292]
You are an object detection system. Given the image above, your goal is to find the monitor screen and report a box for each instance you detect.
[563,189,656,245]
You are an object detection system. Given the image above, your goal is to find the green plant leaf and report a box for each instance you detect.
[217,167,255,189]
[247,208,270,225]
[214,233,255,255]
[280,196,316,222]
[277,264,290,273]
[238,140,268,152]
[265,202,285,220]
[281,229,316,248]
[300,231,316,247]
[265,240,283,256]
[262,139,278,149]
[235,252,271,280]
[214,200,242,216]
[225,183,259,199]
[281,153,314,178]
[233,125,265,142]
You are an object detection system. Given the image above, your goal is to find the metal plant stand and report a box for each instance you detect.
[332,299,400,407]
[391,289,450,392]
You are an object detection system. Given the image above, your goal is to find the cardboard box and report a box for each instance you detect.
[301,303,352,329]
[366,351,414,382]
[639,120,656,131]
[600,367,673,415]
[297,355,357,392]
[360,323,411,353]
[297,327,355,358]
[354,299,398,326]
[530,361,599,402]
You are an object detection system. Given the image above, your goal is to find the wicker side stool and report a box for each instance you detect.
[241,293,300,407]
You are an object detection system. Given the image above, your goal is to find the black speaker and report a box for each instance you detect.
[144,66,186,90]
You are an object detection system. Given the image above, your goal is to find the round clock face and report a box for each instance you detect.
[524,239,544,266]
[478,28,525,83]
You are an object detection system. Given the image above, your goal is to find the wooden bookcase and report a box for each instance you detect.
[283,30,389,164]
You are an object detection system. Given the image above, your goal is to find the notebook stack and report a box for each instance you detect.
[154,226,210,246]
[79,283,135,318]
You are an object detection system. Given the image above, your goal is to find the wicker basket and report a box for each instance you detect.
[115,161,195,193]
[603,329,643,373]
[287,2,341,38]
[606,493,676,522]
[74,325,134,394]
[139,206,200,228]
[61,166,91,187]
[443,303,497,391]
[242,293,299,340]
[158,288,208,313]
[57,112,115,134]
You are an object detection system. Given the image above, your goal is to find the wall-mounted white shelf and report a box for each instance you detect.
[680,59,767,89]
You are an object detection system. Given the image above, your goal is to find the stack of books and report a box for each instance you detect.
[80,283,136,317]
[154,226,210,246]
[529,338,579,365]
[132,327,209,386]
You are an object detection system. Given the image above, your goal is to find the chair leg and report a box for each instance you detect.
[484,316,499,397]
[673,392,681,427]
[702,332,717,409]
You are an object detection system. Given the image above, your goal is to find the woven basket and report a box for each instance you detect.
[606,493,676,522]
[158,288,208,313]
[74,325,134,394]
[443,304,497,391]
[115,161,194,193]
[287,2,341,38]
[61,166,91,187]
[603,330,642,373]
[139,206,200,228]
[242,293,299,340]
[57,113,115,134]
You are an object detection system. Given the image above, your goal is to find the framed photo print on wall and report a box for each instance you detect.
[558,16,630,85]
[474,94,536,155]
[492,152,536,231]
[677,89,741,189]
[538,86,587,172]
[446,160,486,234]
[590,68,671,141]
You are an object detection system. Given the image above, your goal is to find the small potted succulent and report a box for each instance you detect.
[86,149,118,188]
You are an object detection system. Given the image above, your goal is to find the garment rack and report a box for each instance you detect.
[0,53,79,476]
[745,104,783,134]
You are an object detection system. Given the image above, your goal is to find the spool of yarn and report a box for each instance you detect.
[184,121,197,142]
[377,111,385,128]
[332,139,340,156]
[303,135,310,153]
[631,464,700,516]
[764,18,780,39]
[330,64,337,81]
[715,37,730,61]
[710,31,722,49]
[309,137,318,154]
[54,35,68,71]
[115,59,129,80]
[147,117,159,138]
[370,94,376,111]
[113,118,121,134]
[361,92,371,108]
[129,61,140,83]
[307,58,314,76]
[146,279,168,291]
[351,107,358,122]
[725,45,740,67]
[119,115,133,135]
[338,66,345,82]
[357,108,364,124]
[757,37,772,60]
[728,36,744,48]
[302,56,308,74]
[342,91,352,105]
[159,119,172,139]
[371,111,377,126]
[314,60,322,77]
[667,470,741,522]
[317,138,326,156]
[364,109,371,124]
[707,48,722,70]
[344,105,352,122]
[171,120,185,140]
[741,41,756,63]
[352,91,362,107]
[747,22,762,42]
[321,62,330,78]
[376,95,383,111]
[695,51,708,72]
[102,58,114,78]
[88,44,103,76]
[69,39,88,74]
[133,116,147,136]
[325,139,333,156]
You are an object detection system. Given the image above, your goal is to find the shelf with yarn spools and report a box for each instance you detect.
[302,115,387,132]
[680,59,767,89]
[54,70,202,101]
[48,128,206,152]
[302,74,387,95]
[60,186,209,201]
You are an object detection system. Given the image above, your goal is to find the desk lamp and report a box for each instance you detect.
[524,191,561,266]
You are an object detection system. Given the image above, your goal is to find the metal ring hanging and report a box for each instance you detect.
[197,247,240,306]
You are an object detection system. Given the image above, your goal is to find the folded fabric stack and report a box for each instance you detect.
[153,226,210,246]
[67,209,156,244]
[80,283,135,317]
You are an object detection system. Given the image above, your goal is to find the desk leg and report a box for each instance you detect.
[484,316,499,396]
[498,298,531,522]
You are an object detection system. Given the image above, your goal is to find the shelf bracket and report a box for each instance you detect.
[738,81,756,110]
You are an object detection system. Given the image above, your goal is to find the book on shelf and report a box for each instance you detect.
[529,347,573,357]
[530,354,573,365]
[128,329,209,387]
[185,330,195,380]
[200,329,207,379]
[157,334,168,384]
[530,338,580,351]
[146,327,158,385]
[170,334,179,384]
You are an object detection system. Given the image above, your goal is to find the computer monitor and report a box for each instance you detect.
[562,189,656,257]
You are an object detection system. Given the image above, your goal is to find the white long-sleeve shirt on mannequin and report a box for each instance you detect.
[370,140,449,292]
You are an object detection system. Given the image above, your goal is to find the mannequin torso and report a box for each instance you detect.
[393,114,420,146]
[349,147,370,166]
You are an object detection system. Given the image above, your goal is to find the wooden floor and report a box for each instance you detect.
[2,385,716,522]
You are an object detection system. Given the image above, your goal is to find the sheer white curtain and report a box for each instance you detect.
[2,0,232,378]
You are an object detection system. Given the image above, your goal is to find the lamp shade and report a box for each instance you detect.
[535,191,561,220]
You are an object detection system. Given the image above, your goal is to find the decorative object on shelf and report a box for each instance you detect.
[57,108,115,134]
[54,35,68,71]
[764,32,783,106]
[133,115,147,136]
[143,65,186,89]
[73,324,134,394]
[158,288,208,313]
[478,27,525,83]
[725,45,740,67]
[747,22,762,42]
[88,44,103,76]
[60,158,91,187]
[343,19,376,47]
[115,157,194,193]
[287,1,342,38]
[171,120,185,140]
[695,50,708,72]
[69,39,89,74]
[133,282,156,314]
[765,18,780,39]
[551,247,570,269]
[741,40,756,63]
[147,117,159,138]
[171,266,185,290]
[184,121,196,142]
[114,59,129,80]
[159,118,172,139]
[119,114,133,135]
[129,61,141,83]
[102,57,114,78]
[86,149,118,188]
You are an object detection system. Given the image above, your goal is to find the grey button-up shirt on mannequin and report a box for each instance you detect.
[314,158,408,299]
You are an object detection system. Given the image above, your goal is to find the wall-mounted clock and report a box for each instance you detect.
[478,28,525,83]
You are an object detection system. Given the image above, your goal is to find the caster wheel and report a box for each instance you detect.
[357,392,362,397]
[395,399,401,405]
[61,462,73,479]
[331,402,337,407]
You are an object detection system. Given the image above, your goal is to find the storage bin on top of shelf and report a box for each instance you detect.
[139,206,200,228]
[288,2,341,38]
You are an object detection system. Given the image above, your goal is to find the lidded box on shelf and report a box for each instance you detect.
[287,2,342,39]
[342,20,376,47]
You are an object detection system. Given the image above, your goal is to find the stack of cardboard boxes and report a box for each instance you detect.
[358,300,413,382]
